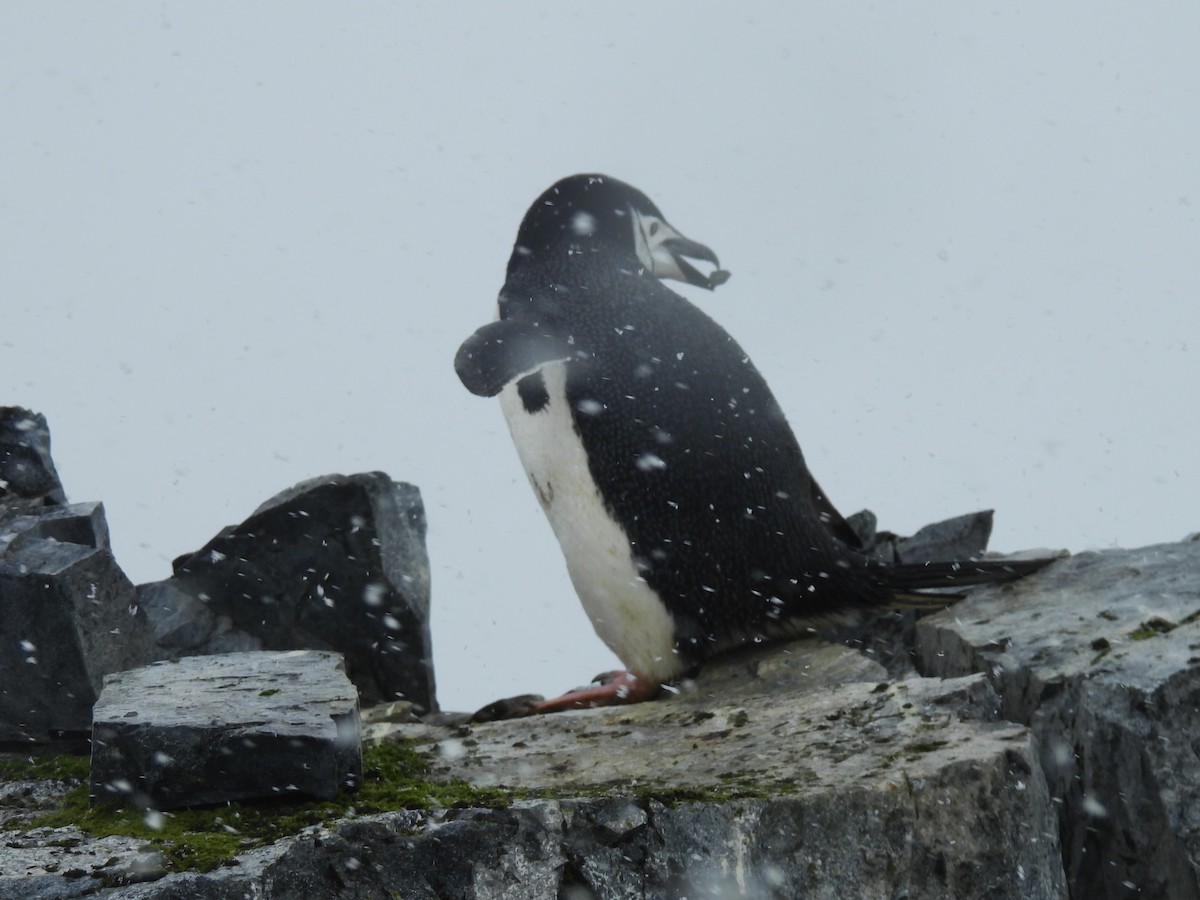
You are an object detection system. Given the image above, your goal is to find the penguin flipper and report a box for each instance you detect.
[454,319,572,397]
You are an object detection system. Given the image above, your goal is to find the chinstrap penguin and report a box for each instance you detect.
[456,174,1054,713]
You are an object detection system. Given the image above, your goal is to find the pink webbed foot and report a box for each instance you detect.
[533,670,662,713]
[470,671,668,721]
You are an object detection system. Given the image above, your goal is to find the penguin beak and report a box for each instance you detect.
[632,210,731,291]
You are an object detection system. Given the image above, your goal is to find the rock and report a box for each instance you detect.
[0,407,66,512]
[895,508,995,564]
[137,473,436,712]
[2,501,111,553]
[347,642,1066,899]
[917,538,1200,899]
[0,501,160,742]
[90,650,361,811]
[2,639,1067,898]
[0,827,168,895]
[846,508,995,565]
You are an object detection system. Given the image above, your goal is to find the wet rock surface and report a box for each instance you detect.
[90,650,361,811]
[137,472,436,712]
[3,405,1198,898]
[0,408,66,511]
[2,405,437,738]
[848,507,997,565]
[2,408,160,742]
[917,538,1200,900]
[2,640,1068,899]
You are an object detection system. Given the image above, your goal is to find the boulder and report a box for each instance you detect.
[137,473,436,712]
[0,407,66,511]
[0,499,160,741]
[917,538,1200,899]
[90,650,361,810]
[1,408,161,742]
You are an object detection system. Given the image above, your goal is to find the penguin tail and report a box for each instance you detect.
[888,554,1061,594]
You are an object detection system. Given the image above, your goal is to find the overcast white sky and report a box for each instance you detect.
[3,4,1197,712]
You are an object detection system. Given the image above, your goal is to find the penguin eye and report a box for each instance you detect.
[649,221,660,237]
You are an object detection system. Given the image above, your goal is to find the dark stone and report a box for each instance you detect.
[847,507,996,565]
[90,650,361,811]
[895,508,994,564]
[0,502,159,742]
[137,473,436,712]
[0,407,66,512]
[917,538,1200,899]
[2,501,110,554]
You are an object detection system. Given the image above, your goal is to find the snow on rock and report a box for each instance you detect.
[918,537,1200,899]
[90,650,360,811]
[1,407,160,741]
[137,472,436,712]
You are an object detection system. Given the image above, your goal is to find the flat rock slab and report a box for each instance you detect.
[364,642,1067,899]
[91,651,361,810]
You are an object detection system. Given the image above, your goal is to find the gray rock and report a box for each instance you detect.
[896,508,995,564]
[21,531,1200,898]
[847,508,996,564]
[90,650,361,810]
[125,788,1057,900]
[917,538,1200,899]
[349,643,1064,899]
[0,502,159,742]
[0,407,66,512]
[137,473,436,712]
[6,643,1065,897]
[0,827,168,897]
[0,410,160,742]
[1,501,111,554]
[0,777,77,830]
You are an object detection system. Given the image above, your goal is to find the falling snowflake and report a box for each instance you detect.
[636,453,667,472]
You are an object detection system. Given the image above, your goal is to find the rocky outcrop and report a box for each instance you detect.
[2,640,1069,899]
[4,404,1198,899]
[917,538,1200,900]
[1,407,437,741]
[0,407,66,510]
[137,472,436,713]
[392,649,1066,899]
[1,410,160,741]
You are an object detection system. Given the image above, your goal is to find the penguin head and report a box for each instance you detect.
[507,174,730,290]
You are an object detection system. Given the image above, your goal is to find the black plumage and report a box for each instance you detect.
[457,174,1051,694]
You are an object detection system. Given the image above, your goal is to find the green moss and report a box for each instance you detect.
[7,741,510,875]
[0,753,91,782]
[1129,617,1177,641]
[2,733,825,877]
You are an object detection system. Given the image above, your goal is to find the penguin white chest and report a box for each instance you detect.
[498,361,680,683]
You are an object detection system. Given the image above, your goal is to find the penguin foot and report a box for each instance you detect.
[471,693,546,722]
[532,670,662,713]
